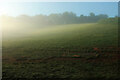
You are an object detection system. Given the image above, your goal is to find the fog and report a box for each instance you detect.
[1,12,109,40]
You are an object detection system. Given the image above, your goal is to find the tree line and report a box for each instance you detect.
[1,12,110,27]
[98,17,119,24]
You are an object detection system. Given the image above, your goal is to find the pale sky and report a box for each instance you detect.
[0,2,118,17]
[0,0,119,2]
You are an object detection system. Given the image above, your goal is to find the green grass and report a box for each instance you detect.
[3,59,119,78]
[2,23,119,79]
[3,23,118,58]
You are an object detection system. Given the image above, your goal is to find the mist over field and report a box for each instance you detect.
[1,12,110,39]
[1,2,119,79]
[1,12,118,48]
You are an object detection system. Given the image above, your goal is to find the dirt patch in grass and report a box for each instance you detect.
[3,53,120,64]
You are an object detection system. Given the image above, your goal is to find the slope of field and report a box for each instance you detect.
[2,23,119,79]
[3,23,118,58]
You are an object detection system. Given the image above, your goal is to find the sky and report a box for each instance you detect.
[0,0,119,2]
[0,2,118,17]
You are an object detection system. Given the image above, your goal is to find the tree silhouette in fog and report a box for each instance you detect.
[1,12,109,27]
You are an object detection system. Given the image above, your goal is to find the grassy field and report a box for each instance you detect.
[2,23,120,79]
